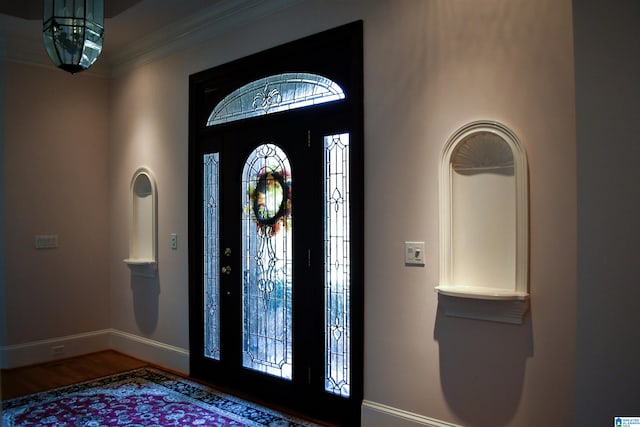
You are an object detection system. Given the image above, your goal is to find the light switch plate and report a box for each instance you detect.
[35,234,58,249]
[404,241,425,266]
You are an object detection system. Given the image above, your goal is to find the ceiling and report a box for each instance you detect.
[0,0,225,57]
[0,0,144,19]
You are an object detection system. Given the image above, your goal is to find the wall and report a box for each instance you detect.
[108,58,192,368]
[361,1,576,426]
[107,0,576,426]
[574,1,640,425]
[1,62,111,366]
[0,0,579,425]
[0,38,7,368]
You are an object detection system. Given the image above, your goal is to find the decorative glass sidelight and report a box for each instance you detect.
[241,144,293,379]
[324,133,351,397]
[203,153,221,360]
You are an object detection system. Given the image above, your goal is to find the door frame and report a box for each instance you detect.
[188,21,364,426]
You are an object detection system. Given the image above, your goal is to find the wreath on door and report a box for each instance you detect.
[250,168,291,235]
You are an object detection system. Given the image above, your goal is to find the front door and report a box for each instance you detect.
[202,117,315,387]
[188,22,363,426]
[193,113,357,421]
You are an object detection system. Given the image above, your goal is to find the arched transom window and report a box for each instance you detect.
[206,72,345,126]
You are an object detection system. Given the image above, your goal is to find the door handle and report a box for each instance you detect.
[222,265,231,275]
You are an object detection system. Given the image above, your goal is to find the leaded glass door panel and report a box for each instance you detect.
[198,122,317,393]
[206,142,296,380]
[241,143,293,379]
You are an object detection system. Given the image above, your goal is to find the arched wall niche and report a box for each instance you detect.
[436,121,530,324]
[123,167,158,277]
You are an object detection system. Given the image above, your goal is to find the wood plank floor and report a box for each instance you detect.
[1,350,149,400]
[1,351,335,426]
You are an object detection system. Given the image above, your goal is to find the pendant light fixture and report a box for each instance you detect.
[42,0,104,74]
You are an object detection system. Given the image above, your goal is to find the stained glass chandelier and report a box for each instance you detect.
[43,0,104,74]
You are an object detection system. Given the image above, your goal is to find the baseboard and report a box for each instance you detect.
[2,336,460,427]
[0,329,189,374]
[109,329,189,374]
[361,400,463,427]
[0,329,112,369]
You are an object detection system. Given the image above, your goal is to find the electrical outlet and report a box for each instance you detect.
[51,345,65,357]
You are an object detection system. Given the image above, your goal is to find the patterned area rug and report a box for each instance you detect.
[1,367,321,426]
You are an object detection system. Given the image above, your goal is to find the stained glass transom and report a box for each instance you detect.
[324,133,351,397]
[207,73,345,126]
[241,144,293,380]
[203,153,220,360]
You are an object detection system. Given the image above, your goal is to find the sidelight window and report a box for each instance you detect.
[324,133,351,397]
[203,153,220,360]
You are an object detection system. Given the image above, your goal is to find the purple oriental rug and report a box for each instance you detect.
[1,367,321,426]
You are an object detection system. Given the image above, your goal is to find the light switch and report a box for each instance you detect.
[35,234,58,249]
[170,233,178,250]
[404,241,425,266]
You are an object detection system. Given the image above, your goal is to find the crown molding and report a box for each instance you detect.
[0,0,306,78]
[107,0,306,76]
[0,14,109,77]
[0,15,49,68]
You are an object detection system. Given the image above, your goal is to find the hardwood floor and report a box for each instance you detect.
[1,351,336,426]
[1,350,149,400]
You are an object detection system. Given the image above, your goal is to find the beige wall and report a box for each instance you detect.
[108,60,191,347]
[107,1,576,425]
[360,1,576,425]
[1,0,582,425]
[2,63,110,346]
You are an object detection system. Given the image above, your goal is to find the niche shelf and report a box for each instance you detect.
[435,121,529,324]
[123,167,158,277]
